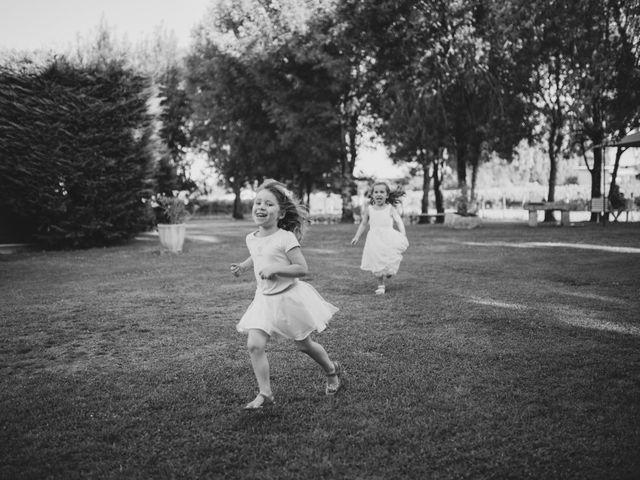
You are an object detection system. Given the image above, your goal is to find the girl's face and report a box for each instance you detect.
[371,184,389,206]
[253,189,283,229]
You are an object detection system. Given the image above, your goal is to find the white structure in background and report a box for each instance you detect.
[573,148,640,198]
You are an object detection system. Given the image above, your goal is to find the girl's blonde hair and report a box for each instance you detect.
[257,180,309,240]
[368,181,406,206]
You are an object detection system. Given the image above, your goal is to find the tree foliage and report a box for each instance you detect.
[4,0,636,233]
[332,0,533,215]
[568,0,640,214]
[187,39,282,218]
[72,19,197,199]
[187,0,343,217]
[156,64,197,196]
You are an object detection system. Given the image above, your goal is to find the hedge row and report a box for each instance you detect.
[0,59,156,248]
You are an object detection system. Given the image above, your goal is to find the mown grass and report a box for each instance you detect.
[1,218,639,479]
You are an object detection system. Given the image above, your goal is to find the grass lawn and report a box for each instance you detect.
[1,218,639,479]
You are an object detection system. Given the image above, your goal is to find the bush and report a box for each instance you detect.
[0,58,156,248]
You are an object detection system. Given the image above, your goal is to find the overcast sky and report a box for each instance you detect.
[0,0,211,51]
[0,0,405,178]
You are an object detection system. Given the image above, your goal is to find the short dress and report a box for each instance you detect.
[236,229,338,340]
[361,204,409,277]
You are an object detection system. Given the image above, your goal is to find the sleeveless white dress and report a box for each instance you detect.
[360,204,409,277]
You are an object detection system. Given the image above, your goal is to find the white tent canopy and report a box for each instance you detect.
[603,131,640,148]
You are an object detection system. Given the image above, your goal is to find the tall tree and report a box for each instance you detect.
[188,0,337,216]
[339,0,531,214]
[567,1,640,220]
[602,2,640,202]
[335,0,448,216]
[72,19,198,199]
[294,4,375,222]
[187,43,279,218]
[157,64,196,195]
[256,38,343,202]
[514,1,578,221]
[442,1,532,207]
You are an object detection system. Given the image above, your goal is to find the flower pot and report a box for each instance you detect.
[157,224,186,252]
[444,213,481,229]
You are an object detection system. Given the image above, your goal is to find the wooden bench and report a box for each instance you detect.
[410,213,446,224]
[523,202,571,227]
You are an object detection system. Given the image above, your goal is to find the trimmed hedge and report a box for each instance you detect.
[0,58,155,248]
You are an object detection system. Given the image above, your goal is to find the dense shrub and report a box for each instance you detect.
[0,58,155,248]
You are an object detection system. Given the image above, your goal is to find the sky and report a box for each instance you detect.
[0,0,403,179]
[0,0,211,51]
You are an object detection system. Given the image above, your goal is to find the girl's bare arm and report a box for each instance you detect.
[230,257,253,276]
[259,247,308,279]
[351,206,369,244]
[391,207,406,236]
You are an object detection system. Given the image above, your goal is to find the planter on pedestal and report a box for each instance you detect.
[157,224,186,253]
[444,213,482,229]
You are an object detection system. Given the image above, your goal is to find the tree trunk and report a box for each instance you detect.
[232,182,243,220]
[340,173,355,223]
[544,138,558,222]
[300,172,312,208]
[469,141,482,204]
[590,144,604,222]
[433,156,444,223]
[455,144,469,215]
[545,63,562,222]
[470,162,478,205]
[420,152,430,214]
[608,147,624,199]
[421,168,430,214]
[456,144,467,186]
[339,114,358,223]
[589,102,604,222]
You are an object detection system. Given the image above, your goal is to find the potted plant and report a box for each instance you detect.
[447,185,481,229]
[154,192,190,253]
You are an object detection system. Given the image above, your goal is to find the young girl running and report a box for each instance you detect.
[230,180,342,410]
[351,181,409,295]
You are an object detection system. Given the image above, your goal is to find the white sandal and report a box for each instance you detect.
[326,361,343,395]
[375,285,386,295]
[243,393,275,410]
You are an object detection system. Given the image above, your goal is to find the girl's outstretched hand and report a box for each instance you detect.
[230,263,242,277]
[350,237,359,245]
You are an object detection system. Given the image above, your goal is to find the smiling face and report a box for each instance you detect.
[371,183,389,206]
[252,189,283,230]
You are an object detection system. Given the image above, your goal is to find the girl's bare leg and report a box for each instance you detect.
[246,329,273,402]
[294,336,339,389]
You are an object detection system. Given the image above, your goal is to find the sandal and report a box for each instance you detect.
[325,361,343,396]
[375,285,386,295]
[243,392,275,410]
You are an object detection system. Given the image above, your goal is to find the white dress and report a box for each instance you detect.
[236,229,338,340]
[360,204,409,277]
